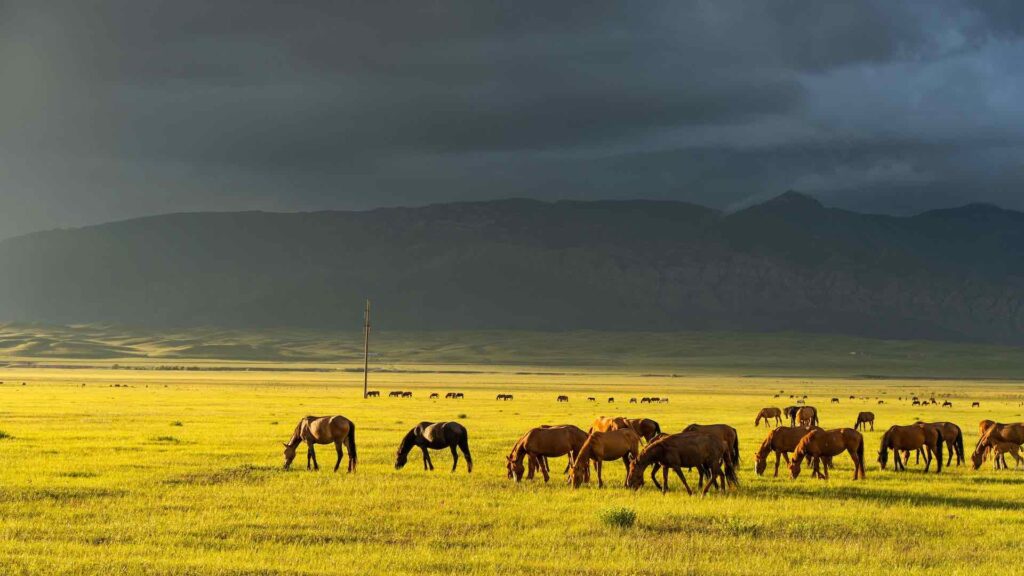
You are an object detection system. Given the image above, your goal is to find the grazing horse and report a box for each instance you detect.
[796,406,819,427]
[878,424,942,473]
[389,391,402,398]
[831,398,839,404]
[626,432,737,495]
[755,407,783,428]
[506,425,588,482]
[784,406,801,426]
[401,391,413,398]
[926,422,964,466]
[622,417,662,443]
[986,442,1024,469]
[429,393,439,399]
[972,421,1024,469]
[282,415,357,473]
[972,401,980,408]
[854,411,875,431]
[682,423,740,466]
[755,425,824,477]
[569,429,640,488]
[395,422,472,473]
[557,395,569,402]
[789,428,865,480]
[366,391,380,398]
[942,401,952,407]
[629,398,637,404]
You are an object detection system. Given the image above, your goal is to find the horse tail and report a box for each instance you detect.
[934,430,943,473]
[732,432,740,466]
[459,428,472,473]
[954,425,965,464]
[652,420,662,436]
[856,432,865,478]
[347,421,357,472]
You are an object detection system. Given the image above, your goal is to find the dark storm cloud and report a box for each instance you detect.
[1,0,1022,237]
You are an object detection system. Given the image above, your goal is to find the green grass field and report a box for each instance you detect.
[2,352,1024,575]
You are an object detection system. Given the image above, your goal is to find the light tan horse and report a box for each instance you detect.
[754,425,824,477]
[789,428,865,480]
[506,425,587,482]
[569,428,640,488]
[755,407,783,427]
[588,416,624,434]
[878,424,942,473]
[283,415,357,472]
[626,432,737,495]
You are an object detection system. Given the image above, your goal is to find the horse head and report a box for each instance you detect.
[625,454,644,490]
[282,442,297,470]
[753,453,767,476]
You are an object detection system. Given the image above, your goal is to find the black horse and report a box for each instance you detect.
[395,421,473,473]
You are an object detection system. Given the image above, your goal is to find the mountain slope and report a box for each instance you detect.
[1,194,1022,342]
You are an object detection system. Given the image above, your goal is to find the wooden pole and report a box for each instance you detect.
[362,299,371,399]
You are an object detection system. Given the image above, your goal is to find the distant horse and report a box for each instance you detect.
[682,423,740,466]
[569,429,640,488]
[587,397,596,402]
[629,398,637,404]
[446,392,457,399]
[389,391,402,398]
[429,393,439,399]
[854,412,875,431]
[607,397,615,403]
[506,425,587,482]
[972,401,980,408]
[282,415,357,473]
[831,398,839,404]
[401,391,413,398]
[755,407,783,428]
[942,401,952,407]
[640,397,652,404]
[926,421,964,466]
[789,428,865,480]
[626,432,737,495]
[496,394,513,401]
[366,391,380,398]
[755,425,826,477]
[912,399,921,406]
[395,421,472,473]
[784,406,801,426]
[878,424,942,473]
[557,395,569,402]
[453,392,465,399]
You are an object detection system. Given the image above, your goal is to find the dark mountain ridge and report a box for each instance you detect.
[2,193,1023,343]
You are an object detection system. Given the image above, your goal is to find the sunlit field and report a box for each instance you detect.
[2,360,1024,576]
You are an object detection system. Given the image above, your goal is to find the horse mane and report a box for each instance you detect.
[792,430,816,460]
[574,432,602,471]
[397,427,418,456]
[756,430,774,460]
[286,417,313,448]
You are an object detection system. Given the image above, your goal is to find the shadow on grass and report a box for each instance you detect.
[748,481,1023,511]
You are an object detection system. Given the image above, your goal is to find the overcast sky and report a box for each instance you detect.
[1,0,1022,238]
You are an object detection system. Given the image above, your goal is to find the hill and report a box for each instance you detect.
[1,194,1023,342]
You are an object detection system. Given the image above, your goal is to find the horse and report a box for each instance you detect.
[972,421,1024,469]
[640,397,652,404]
[784,406,801,426]
[587,397,596,402]
[366,391,380,398]
[682,423,740,466]
[389,391,402,398]
[569,428,641,488]
[797,406,819,427]
[282,415,357,473]
[621,417,662,443]
[429,393,439,399]
[395,421,472,473]
[401,391,413,398]
[789,428,865,480]
[986,441,1024,469]
[506,425,588,482]
[926,421,964,466]
[878,424,942,473]
[557,395,569,402]
[942,401,952,407]
[755,407,783,428]
[972,401,980,408]
[626,432,737,495]
[755,425,826,477]
[831,398,839,404]
[854,411,875,431]
[607,397,614,403]
[629,398,638,404]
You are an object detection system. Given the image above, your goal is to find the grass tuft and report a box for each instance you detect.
[152,436,181,444]
[599,506,637,528]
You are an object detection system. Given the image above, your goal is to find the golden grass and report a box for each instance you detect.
[1,365,1023,575]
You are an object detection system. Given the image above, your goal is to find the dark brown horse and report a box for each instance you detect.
[878,424,942,473]
[626,432,737,495]
[395,421,472,473]
[569,428,640,488]
[754,425,824,477]
[854,411,875,431]
[282,415,357,472]
[682,423,740,466]
[926,421,964,466]
[621,418,662,443]
[506,425,587,482]
[789,428,865,480]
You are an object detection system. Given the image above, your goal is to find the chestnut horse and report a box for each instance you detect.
[282,415,357,472]
[789,428,865,480]
[569,428,640,488]
[797,406,819,427]
[395,421,472,473]
[755,407,783,427]
[683,423,740,466]
[972,421,1024,469]
[854,412,875,431]
[626,432,737,495]
[754,425,825,477]
[878,424,942,473]
[986,441,1024,469]
[506,425,587,482]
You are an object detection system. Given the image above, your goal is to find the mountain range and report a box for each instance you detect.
[2,192,1023,343]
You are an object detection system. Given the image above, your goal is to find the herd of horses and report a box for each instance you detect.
[280,401,1024,493]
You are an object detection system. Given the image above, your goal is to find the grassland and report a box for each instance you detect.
[2,355,1024,575]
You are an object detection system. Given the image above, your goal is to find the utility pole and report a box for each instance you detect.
[362,299,371,399]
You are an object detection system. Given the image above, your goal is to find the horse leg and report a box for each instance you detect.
[449,444,459,472]
[894,449,903,472]
[596,459,604,488]
[673,467,692,496]
[651,463,663,491]
[308,443,319,471]
[773,452,782,477]
[540,456,551,482]
[946,441,953,467]
[661,465,669,494]
[421,447,433,471]
[923,447,932,472]
[334,440,344,472]
[621,456,631,487]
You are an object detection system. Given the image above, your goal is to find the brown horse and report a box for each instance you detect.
[626,432,737,495]
[282,415,357,472]
[755,407,783,427]
[569,429,640,488]
[878,424,942,473]
[926,421,964,466]
[789,428,865,480]
[986,441,1024,469]
[682,423,740,466]
[506,425,588,482]
[972,421,1024,469]
[621,418,662,443]
[854,412,875,431]
[754,425,824,477]
[797,406,819,427]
